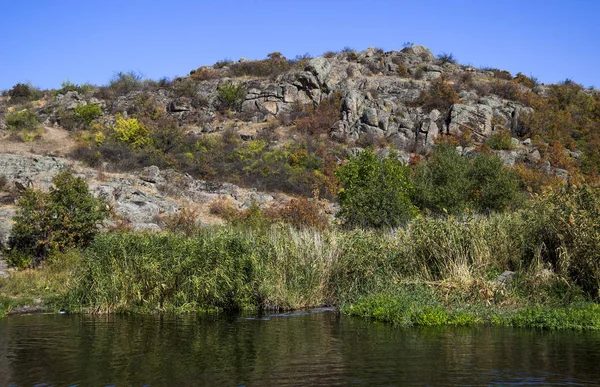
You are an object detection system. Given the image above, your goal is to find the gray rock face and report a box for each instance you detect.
[448,104,493,139]
[0,154,67,189]
[401,45,435,62]
[55,91,87,110]
[305,57,332,86]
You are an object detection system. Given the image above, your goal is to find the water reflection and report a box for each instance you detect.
[0,311,599,386]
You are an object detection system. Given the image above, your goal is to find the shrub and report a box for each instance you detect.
[5,109,40,131]
[413,143,471,214]
[489,80,523,101]
[414,144,519,214]
[74,103,102,126]
[336,149,417,228]
[189,67,220,81]
[514,73,538,89]
[213,59,233,69]
[396,63,408,77]
[487,69,513,80]
[216,81,246,112]
[342,47,358,61]
[227,53,293,79]
[295,93,342,135]
[6,170,108,266]
[486,129,514,150]
[161,207,200,236]
[56,80,94,96]
[437,52,457,65]
[266,197,329,230]
[5,109,42,141]
[417,75,461,112]
[468,153,519,212]
[108,71,143,96]
[7,83,42,104]
[112,114,150,148]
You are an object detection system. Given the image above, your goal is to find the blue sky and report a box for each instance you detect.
[1,0,598,90]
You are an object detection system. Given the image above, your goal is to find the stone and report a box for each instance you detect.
[496,270,515,285]
[362,107,378,127]
[448,104,493,139]
[168,99,192,112]
[305,57,332,86]
[139,166,161,184]
[570,150,583,159]
[55,91,86,110]
[554,169,569,181]
[343,90,365,123]
[511,137,521,148]
[402,45,435,62]
[527,149,541,162]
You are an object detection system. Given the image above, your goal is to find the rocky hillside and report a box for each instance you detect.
[1,44,599,244]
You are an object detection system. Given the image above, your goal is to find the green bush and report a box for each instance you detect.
[468,152,520,212]
[216,81,246,112]
[55,80,95,96]
[5,108,43,141]
[336,149,417,228]
[108,71,143,96]
[5,109,40,132]
[6,170,109,266]
[413,143,471,214]
[413,144,519,214]
[60,103,103,130]
[112,114,150,148]
[74,103,102,125]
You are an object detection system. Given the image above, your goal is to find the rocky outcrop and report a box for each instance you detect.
[0,153,279,242]
[17,45,540,155]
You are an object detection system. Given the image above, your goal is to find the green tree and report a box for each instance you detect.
[336,149,416,228]
[413,144,519,215]
[413,143,471,215]
[468,153,519,212]
[7,170,109,266]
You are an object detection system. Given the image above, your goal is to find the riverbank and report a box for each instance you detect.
[2,210,600,329]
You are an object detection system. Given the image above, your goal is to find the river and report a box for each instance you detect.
[1,309,600,386]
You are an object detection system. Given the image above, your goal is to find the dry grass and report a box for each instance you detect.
[0,126,76,157]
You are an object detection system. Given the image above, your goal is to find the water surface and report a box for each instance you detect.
[1,310,600,386]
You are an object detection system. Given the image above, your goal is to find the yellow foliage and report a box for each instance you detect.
[113,114,150,148]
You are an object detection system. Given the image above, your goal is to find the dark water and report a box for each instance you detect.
[1,310,600,386]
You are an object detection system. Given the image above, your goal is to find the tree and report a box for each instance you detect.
[468,153,519,213]
[7,170,109,266]
[336,149,417,228]
[413,144,519,215]
[413,143,471,215]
